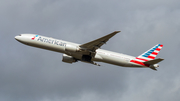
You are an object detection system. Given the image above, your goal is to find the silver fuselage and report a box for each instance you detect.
[15,34,145,68]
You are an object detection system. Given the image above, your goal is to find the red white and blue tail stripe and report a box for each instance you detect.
[130,44,163,67]
[137,44,163,62]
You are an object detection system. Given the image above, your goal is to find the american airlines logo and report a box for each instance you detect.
[32,35,39,40]
[36,36,66,46]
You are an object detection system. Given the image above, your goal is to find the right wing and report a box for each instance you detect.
[79,31,121,52]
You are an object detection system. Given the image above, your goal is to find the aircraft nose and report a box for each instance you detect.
[15,36,19,40]
[15,34,21,41]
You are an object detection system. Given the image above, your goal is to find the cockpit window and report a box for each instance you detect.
[19,34,21,36]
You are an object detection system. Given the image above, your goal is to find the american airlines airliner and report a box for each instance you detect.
[15,31,164,70]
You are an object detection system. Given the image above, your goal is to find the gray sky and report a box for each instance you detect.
[1,0,180,101]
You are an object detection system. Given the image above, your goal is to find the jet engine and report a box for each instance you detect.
[62,54,77,63]
[65,44,80,52]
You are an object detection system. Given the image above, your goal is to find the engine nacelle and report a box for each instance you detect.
[65,44,79,52]
[62,54,77,63]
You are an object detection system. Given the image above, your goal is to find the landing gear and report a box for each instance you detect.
[82,55,92,61]
[81,55,100,66]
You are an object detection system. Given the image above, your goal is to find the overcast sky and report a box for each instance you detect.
[1,0,180,101]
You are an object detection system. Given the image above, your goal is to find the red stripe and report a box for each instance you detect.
[130,60,149,67]
[148,55,155,59]
[136,57,148,61]
[156,48,161,51]
[151,52,158,55]
[32,36,35,40]
[130,60,145,65]
[160,44,163,47]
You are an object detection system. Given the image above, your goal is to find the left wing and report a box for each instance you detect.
[79,31,120,52]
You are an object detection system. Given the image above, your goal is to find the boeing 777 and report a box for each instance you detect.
[15,31,164,70]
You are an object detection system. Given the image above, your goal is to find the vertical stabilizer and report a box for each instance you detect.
[136,44,163,62]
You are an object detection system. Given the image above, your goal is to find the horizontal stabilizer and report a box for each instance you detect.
[143,58,164,65]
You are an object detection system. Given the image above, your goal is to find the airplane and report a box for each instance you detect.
[15,31,164,70]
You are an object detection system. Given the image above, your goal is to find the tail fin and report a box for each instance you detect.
[136,44,163,62]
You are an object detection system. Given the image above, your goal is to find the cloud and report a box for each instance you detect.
[1,0,180,101]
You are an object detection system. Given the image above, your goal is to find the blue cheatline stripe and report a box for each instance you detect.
[150,49,154,52]
[142,44,161,57]
[36,35,39,37]
[147,51,153,54]
[142,55,148,57]
[145,53,150,55]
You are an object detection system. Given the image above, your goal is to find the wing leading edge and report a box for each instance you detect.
[79,31,121,52]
